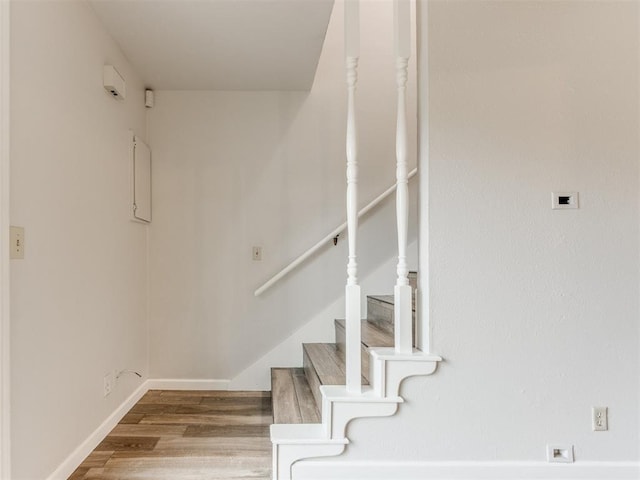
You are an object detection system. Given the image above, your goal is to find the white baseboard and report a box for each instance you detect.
[46,380,639,480]
[146,378,230,390]
[45,377,232,479]
[294,460,640,480]
[46,382,148,480]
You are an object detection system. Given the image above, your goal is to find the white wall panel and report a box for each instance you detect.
[10,2,148,478]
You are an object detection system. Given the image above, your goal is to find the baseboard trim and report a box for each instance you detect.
[46,382,149,480]
[145,378,231,391]
[45,377,232,479]
[294,460,640,480]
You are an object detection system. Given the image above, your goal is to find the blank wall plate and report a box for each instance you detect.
[552,192,579,209]
[546,444,574,463]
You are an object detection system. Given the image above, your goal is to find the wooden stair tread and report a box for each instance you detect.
[303,343,346,385]
[334,319,393,348]
[271,368,320,424]
[271,280,419,425]
[368,294,394,305]
[303,343,368,386]
[368,294,416,311]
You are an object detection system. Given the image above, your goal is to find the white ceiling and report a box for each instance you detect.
[88,0,334,91]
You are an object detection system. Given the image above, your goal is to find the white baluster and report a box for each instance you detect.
[394,0,412,354]
[345,0,361,394]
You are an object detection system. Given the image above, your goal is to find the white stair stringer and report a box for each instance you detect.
[369,347,442,397]
[271,350,442,480]
[270,424,348,480]
[320,385,402,440]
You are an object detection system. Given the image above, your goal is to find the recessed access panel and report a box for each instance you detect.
[133,136,151,222]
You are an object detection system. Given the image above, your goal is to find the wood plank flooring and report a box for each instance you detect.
[68,390,272,480]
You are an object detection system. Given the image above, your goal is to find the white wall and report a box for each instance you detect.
[147,0,418,384]
[0,1,11,478]
[229,235,419,391]
[317,0,640,470]
[10,2,148,478]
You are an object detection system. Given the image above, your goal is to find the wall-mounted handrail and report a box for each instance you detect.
[253,167,417,297]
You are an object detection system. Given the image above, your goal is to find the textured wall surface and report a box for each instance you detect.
[147,0,418,383]
[326,0,640,467]
[10,2,148,478]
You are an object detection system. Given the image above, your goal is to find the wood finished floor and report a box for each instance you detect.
[68,390,273,480]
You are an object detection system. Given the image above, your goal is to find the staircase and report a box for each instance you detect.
[262,5,440,478]
[270,273,441,479]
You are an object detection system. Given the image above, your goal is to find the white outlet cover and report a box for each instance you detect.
[592,406,608,431]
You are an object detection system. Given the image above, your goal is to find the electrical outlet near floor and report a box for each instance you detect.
[546,444,574,463]
[103,371,114,397]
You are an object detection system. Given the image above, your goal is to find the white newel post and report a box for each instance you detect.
[345,0,361,394]
[394,0,413,354]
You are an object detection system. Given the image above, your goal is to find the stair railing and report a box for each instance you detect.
[256,1,417,396]
[253,167,417,298]
[393,0,413,354]
[344,0,361,394]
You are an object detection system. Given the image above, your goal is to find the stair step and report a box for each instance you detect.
[367,293,417,346]
[271,273,419,429]
[303,343,369,409]
[334,319,393,382]
[271,368,321,424]
[367,272,417,327]
[334,318,394,349]
[408,271,418,290]
[367,295,394,330]
[367,294,416,319]
[304,343,348,385]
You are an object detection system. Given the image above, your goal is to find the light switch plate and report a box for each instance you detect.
[10,226,24,259]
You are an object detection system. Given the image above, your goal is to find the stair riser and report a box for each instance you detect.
[367,298,417,347]
[408,271,417,291]
[271,368,321,425]
[334,321,371,382]
[303,348,323,411]
[271,368,302,424]
[367,298,394,328]
[367,271,417,330]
